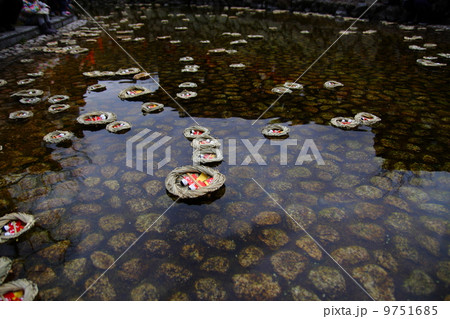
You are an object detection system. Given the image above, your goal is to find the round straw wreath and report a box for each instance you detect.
[0,279,38,301]
[183,126,211,140]
[261,124,290,137]
[193,147,224,164]
[191,134,221,149]
[0,213,36,244]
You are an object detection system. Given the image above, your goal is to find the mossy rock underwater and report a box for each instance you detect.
[48,104,70,114]
[106,121,132,133]
[0,213,36,244]
[193,147,224,164]
[165,165,226,199]
[183,125,211,140]
[330,117,361,129]
[77,111,117,125]
[0,279,38,301]
[142,102,164,113]
[9,110,33,120]
[262,124,290,137]
[43,130,74,144]
[118,86,151,100]
[191,134,221,149]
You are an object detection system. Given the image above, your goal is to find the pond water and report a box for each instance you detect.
[0,5,449,301]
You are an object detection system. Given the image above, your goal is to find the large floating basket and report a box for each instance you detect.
[48,95,69,104]
[324,80,344,90]
[43,130,74,144]
[262,124,290,137]
[77,111,117,125]
[165,165,226,199]
[87,84,106,92]
[183,126,211,140]
[0,257,12,284]
[191,134,221,149]
[48,104,70,114]
[330,117,361,129]
[142,102,164,113]
[106,121,132,133]
[0,213,36,244]
[118,85,151,100]
[193,147,223,164]
[354,112,381,126]
[19,97,41,104]
[0,279,39,301]
[116,68,140,76]
[11,89,43,97]
[9,110,33,120]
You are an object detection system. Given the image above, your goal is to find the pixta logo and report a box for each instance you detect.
[126,129,172,176]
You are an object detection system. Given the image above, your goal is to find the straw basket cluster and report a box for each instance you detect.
[165,126,225,199]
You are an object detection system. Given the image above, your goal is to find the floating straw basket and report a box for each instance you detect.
[165,165,226,199]
[193,147,224,164]
[48,104,70,114]
[48,95,69,104]
[261,124,290,137]
[9,110,33,120]
[106,121,132,133]
[11,89,43,97]
[354,112,381,126]
[330,117,361,129]
[77,111,117,125]
[191,134,221,149]
[118,85,151,100]
[0,213,36,244]
[0,279,39,301]
[0,257,12,284]
[183,126,211,140]
[43,131,74,144]
[142,102,164,113]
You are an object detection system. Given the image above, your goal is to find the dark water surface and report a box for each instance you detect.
[0,6,449,300]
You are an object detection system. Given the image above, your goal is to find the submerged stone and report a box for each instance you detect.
[286,204,316,230]
[291,286,321,301]
[203,214,228,236]
[27,264,56,285]
[258,228,289,249]
[355,185,383,199]
[373,250,398,272]
[393,236,419,262]
[252,211,281,226]
[99,215,125,232]
[383,195,411,212]
[403,270,436,295]
[84,275,116,301]
[200,256,229,273]
[315,225,340,244]
[436,261,450,284]
[354,202,385,220]
[331,246,369,265]
[195,278,227,301]
[353,264,395,300]
[135,213,170,233]
[295,235,322,260]
[308,266,346,297]
[318,207,347,222]
[270,250,307,281]
[108,233,137,253]
[38,240,70,263]
[77,233,104,253]
[90,251,115,270]
[203,234,236,251]
[158,263,192,283]
[238,246,264,267]
[143,239,171,256]
[64,258,87,284]
[117,258,146,282]
[232,273,281,300]
[130,283,159,301]
[399,187,430,203]
[385,212,414,233]
[180,244,204,262]
[348,223,385,243]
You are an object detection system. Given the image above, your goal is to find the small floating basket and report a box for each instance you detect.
[118,85,151,100]
[354,112,381,126]
[142,102,164,113]
[48,95,69,104]
[0,80,7,87]
[77,111,117,125]
[43,130,74,144]
[11,89,43,97]
[229,63,246,69]
[183,126,211,140]
[165,165,226,199]
[191,134,221,149]
[87,84,106,92]
[106,121,132,133]
[115,68,141,76]
[20,59,34,63]
[0,213,36,244]
[208,48,227,55]
[247,34,264,39]
[284,81,303,90]
[70,47,89,54]
[19,97,41,104]
[17,79,35,86]
[83,70,103,77]
[48,104,70,114]
[0,279,39,301]
[133,72,151,80]
[330,117,361,129]
[271,87,292,94]
[179,56,194,62]
[416,59,446,67]
[27,72,43,77]
[179,82,197,88]
[9,110,33,120]
[177,90,197,99]
[193,147,223,164]
[0,257,12,284]
[262,124,290,137]
[324,81,344,90]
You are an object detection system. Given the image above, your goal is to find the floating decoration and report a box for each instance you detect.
[423,56,437,60]
[330,117,361,129]
[156,36,171,40]
[87,84,106,92]
[437,53,450,59]
[181,65,199,72]
[170,40,181,44]
[272,87,292,94]
[11,89,43,97]
[193,147,224,164]
[0,257,12,284]
[423,43,437,48]
[409,45,426,51]
[339,30,357,35]
[175,26,188,31]
[19,97,41,104]
[77,111,117,125]
[46,41,58,47]
[161,20,169,24]
[262,124,290,137]
[100,71,115,77]
[230,33,241,37]
[177,90,197,99]
[179,56,194,62]
[399,25,415,31]
[226,49,238,54]
[416,59,446,67]
[324,80,344,90]
[133,37,145,42]
[48,95,69,104]
[0,279,38,301]
[179,82,197,88]
[133,72,151,80]
[0,80,6,87]
[17,79,35,86]
[142,102,164,113]
[284,81,303,89]
[403,35,422,41]
[247,34,264,39]
[43,130,74,143]
[83,70,103,77]
[208,48,226,55]
[362,30,377,34]
[300,30,310,34]
[20,59,34,63]
[9,110,33,120]
[191,134,221,149]
[116,68,140,76]
[268,26,278,31]
[165,165,226,199]
[0,213,35,243]
[230,39,247,45]
[48,104,70,114]
[200,40,211,44]
[106,121,132,133]
[354,112,381,125]
[183,125,210,140]
[118,85,151,100]
[70,47,89,54]
[229,63,246,69]
[27,72,43,77]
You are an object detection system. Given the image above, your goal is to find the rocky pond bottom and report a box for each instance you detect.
[0,5,449,300]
